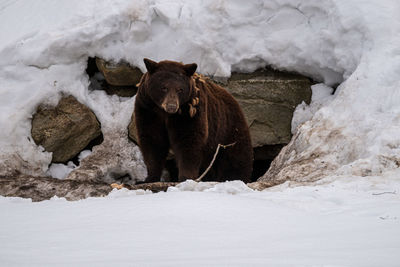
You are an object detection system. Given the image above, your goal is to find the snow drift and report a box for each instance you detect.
[0,0,399,182]
[1,175,400,266]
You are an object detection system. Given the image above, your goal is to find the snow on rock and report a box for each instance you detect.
[78,150,92,161]
[66,129,147,183]
[291,83,334,134]
[0,0,399,183]
[47,162,76,179]
[46,150,92,179]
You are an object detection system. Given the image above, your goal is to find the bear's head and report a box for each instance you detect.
[142,58,197,114]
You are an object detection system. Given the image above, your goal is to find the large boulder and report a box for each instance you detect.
[31,95,102,163]
[96,58,143,86]
[223,69,312,147]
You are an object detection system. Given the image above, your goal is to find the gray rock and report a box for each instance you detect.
[66,130,147,184]
[96,58,143,86]
[223,68,312,147]
[31,95,102,163]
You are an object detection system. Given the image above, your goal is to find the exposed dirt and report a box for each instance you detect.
[0,175,279,202]
[0,176,178,202]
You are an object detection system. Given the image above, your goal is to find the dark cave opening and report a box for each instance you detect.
[163,144,284,183]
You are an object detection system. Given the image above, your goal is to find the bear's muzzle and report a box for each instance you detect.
[164,102,178,113]
[161,90,180,114]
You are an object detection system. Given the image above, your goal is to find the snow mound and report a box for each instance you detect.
[1,175,400,265]
[167,180,254,194]
[0,0,399,183]
[107,188,153,198]
[47,162,76,179]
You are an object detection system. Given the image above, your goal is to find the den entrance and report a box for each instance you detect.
[86,57,312,182]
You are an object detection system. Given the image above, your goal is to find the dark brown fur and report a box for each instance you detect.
[134,59,253,183]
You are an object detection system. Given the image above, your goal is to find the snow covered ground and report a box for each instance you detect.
[1,175,400,266]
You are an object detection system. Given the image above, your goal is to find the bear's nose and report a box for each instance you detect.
[166,103,178,113]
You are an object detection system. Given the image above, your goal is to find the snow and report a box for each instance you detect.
[46,150,92,179]
[1,0,400,264]
[46,162,76,179]
[1,176,400,266]
[291,83,334,134]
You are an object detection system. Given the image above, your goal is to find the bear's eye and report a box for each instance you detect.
[177,88,183,94]
[161,87,167,93]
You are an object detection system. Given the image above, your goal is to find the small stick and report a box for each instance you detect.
[195,142,236,182]
[372,191,396,196]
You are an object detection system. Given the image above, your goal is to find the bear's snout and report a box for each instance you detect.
[161,90,180,114]
[165,102,178,113]
[161,99,179,114]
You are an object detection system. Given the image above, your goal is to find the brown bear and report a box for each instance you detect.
[134,58,253,183]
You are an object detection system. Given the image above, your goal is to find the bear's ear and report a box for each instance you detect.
[143,58,158,74]
[183,63,197,77]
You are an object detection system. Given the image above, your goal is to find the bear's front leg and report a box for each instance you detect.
[141,143,169,183]
[174,150,202,182]
[170,134,203,182]
[167,115,207,182]
[135,107,169,183]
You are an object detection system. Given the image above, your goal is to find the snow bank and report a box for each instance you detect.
[1,175,399,265]
[0,0,399,181]
[168,179,254,194]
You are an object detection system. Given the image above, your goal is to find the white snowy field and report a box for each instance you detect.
[1,176,400,266]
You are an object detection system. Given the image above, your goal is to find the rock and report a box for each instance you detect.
[31,95,102,163]
[120,182,179,192]
[66,130,147,184]
[96,58,143,86]
[223,68,312,147]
